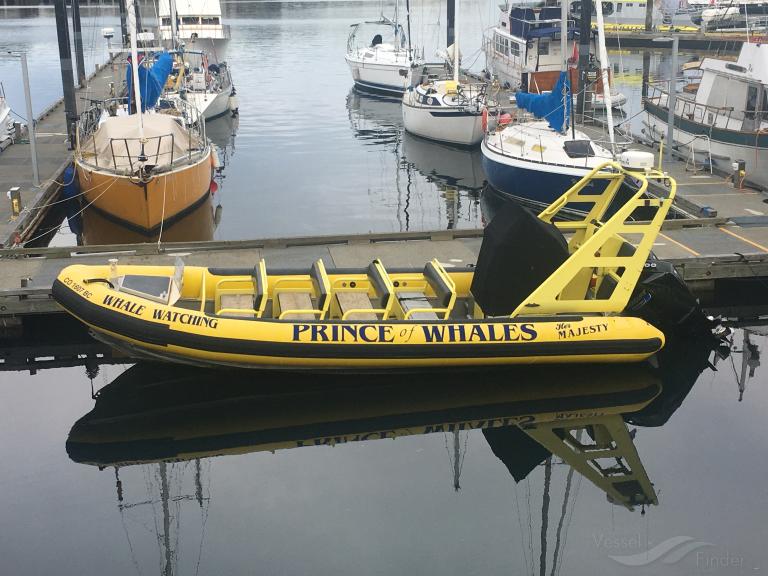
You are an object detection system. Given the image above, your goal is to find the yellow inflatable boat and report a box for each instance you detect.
[53,163,678,370]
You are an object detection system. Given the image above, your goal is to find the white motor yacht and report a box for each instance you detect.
[644,42,768,191]
[158,0,230,58]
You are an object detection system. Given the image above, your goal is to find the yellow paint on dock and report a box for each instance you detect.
[718,227,768,254]
[658,232,701,257]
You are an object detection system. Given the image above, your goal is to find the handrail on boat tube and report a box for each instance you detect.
[511,162,677,318]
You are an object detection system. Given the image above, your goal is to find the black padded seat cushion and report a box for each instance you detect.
[367,261,392,310]
[424,262,453,308]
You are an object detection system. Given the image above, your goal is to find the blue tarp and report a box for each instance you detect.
[515,71,571,132]
[126,52,173,113]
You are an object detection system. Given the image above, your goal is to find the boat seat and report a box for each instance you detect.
[327,259,395,320]
[398,292,439,320]
[335,292,377,321]
[395,261,456,320]
[214,259,268,319]
[276,259,331,320]
[277,292,316,320]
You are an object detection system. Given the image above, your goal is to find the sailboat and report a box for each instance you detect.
[74,0,214,235]
[159,0,238,121]
[481,0,631,211]
[401,0,487,146]
[345,1,423,96]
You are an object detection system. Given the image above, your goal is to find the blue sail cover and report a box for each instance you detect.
[126,52,173,113]
[516,71,571,132]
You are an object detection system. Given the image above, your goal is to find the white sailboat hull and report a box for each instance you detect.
[402,94,484,147]
[345,54,412,95]
[185,88,233,121]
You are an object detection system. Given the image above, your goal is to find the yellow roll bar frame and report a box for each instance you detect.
[512,162,676,317]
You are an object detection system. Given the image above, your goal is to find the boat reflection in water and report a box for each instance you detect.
[78,116,237,245]
[347,89,485,230]
[64,322,738,574]
[81,195,218,245]
[346,89,402,146]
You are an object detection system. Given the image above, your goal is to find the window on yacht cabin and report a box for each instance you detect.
[761,88,768,118]
[539,40,549,55]
[746,85,758,119]
[495,34,509,56]
[161,17,171,26]
[182,16,199,25]
[510,42,520,57]
[743,84,763,130]
[617,2,623,12]
[202,17,220,25]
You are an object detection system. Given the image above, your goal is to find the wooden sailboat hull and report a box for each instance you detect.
[75,150,213,235]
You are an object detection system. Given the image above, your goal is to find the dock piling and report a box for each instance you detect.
[53,0,78,148]
[71,0,87,88]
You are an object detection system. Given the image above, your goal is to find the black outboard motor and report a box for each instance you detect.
[626,255,713,337]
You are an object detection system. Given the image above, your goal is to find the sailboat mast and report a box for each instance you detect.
[169,0,179,50]
[126,0,144,138]
[560,0,568,134]
[453,0,460,83]
[405,0,413,62]
[594,0,616,154]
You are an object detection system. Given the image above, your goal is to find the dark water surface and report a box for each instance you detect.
[1,327,766,575]
[2,4,766,575]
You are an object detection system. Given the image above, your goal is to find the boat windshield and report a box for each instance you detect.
[348,19,405,53]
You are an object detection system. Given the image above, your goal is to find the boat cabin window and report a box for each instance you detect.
[161,17,171,26]
[495,34,509,56]
[563,140,596,158]
[201,17,220,25]
[182,16,199,25]
[746,85,759,118]
[538,40,549,56]
[743,84,766,131]
[120,275,173,304]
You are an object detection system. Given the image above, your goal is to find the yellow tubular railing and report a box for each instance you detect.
[511,162,676,317]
